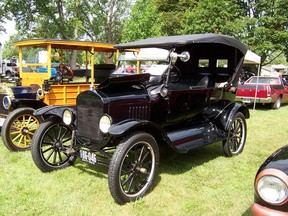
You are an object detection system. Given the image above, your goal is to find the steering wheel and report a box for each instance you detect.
[58,63,74,79]
[169,64,182,82]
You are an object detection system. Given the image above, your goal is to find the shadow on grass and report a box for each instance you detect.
[71,141,224,180]
[159,141,224,175]
[73,158,109,179]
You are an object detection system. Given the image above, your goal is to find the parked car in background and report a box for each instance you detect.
[30,33,249,204]
[252,144,288,215]
[236,76,288,109]
[0,39,119,151]
[1,62,19,79]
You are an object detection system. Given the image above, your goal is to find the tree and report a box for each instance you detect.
[183,0,244,36]
[240,0,288,65]
[154,0,197,36]
[121,0,163,42]
[3,0,132,66]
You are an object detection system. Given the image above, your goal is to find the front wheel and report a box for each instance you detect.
[31,117,76,172]
[223,112,247,157]
[1,108,43,151]
[108,132,159,204]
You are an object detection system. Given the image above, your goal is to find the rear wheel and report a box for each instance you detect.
[108,132,159,204]
[272,97,281,109]
[223,112,247,157]
[1,108,43,151]
[31,117,76,172]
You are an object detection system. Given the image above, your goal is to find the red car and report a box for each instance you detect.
[236,76,288,109]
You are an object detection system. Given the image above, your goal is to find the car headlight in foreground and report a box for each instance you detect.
[99,115,112,134]
[63,109,74,125]
[256,169,288,205]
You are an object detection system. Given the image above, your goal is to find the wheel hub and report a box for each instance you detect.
[21,127,29,135]
[54,139,62,149]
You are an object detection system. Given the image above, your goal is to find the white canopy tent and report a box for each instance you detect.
[244,50,261,65]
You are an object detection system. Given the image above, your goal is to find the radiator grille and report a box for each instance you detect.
[76,92,103,141]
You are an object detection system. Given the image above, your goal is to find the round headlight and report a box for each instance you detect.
[99,115,112,133]
[63,109,73,125]
[3,96,12,110]
[257,175,288,204]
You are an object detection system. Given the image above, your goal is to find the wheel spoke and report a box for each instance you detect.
[42,146,54,154]
[12,133,22,142]
[57,149,63,163]
[121,172,134,187]
[126,175,135,193]
[137,146,145,162]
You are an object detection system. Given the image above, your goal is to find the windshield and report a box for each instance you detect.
[113,48,170,77]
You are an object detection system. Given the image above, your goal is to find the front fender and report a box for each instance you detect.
[108,119,164,136]
[108,119,176,150]
[33,105,75,119]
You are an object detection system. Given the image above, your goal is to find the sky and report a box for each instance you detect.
[0,20,17,47]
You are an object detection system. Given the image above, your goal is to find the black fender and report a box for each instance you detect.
[216,102,250,131]
[33,105,76,119]
[108,119,177,151]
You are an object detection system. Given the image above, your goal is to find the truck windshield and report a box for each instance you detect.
[249,77,280,84]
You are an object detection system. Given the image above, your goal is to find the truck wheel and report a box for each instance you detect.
[108,132,159,204]
[272,97,281,109]
[1,108,43,151]
[223,112,247,157]
[31,117,76,172]
[5,71,12,78]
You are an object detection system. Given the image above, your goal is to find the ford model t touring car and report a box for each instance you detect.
[30,34,249,204]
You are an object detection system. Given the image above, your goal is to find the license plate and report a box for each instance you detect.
[0,117,6,127]
[79,149,97,164]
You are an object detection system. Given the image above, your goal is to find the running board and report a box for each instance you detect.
[167,123,225,153]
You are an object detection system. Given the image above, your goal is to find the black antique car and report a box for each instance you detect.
[252,145,288,215]
[30,34,249,204]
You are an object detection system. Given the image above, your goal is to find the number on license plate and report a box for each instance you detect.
[79,149,97,164]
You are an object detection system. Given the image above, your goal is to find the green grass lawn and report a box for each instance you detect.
[1,104,288,216]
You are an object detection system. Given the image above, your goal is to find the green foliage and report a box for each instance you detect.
[241,0,288,65]
[121,0,163,42]
[2,35,19,59]
[183,0,244,35]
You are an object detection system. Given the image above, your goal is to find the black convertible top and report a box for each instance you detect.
[115,33,248,55]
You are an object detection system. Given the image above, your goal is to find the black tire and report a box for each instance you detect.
[223,112,247,157]
[108,132,159,204]
[1,108,43,151]
[5,71,12,78]
[272,97,281,109]
[31,117,76,172]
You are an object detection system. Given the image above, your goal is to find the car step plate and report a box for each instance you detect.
[79,149,97,164]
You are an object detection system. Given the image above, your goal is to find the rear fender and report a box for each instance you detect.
[33,106,75,119]
[216,102,249,131]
